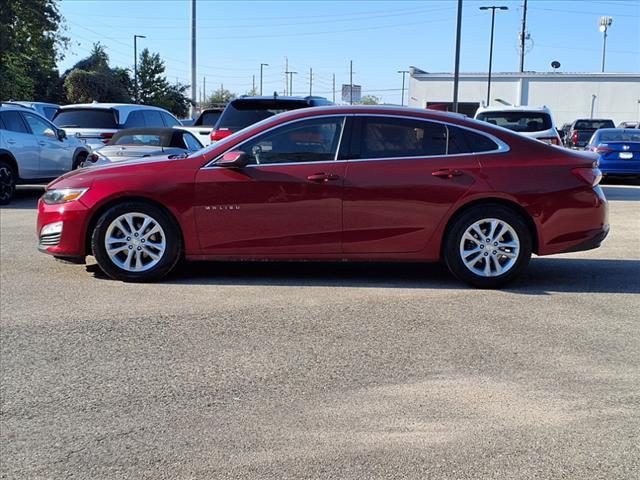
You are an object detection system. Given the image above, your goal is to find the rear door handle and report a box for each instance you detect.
[432,168,463,179]
[6,139,16,144]
[307,173,340,183]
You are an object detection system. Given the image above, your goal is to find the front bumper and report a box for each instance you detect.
[37,199,90,258]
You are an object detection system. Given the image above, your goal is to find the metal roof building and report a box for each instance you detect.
[408,67,640,126]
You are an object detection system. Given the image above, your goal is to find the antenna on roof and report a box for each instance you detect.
[273,91,278,98]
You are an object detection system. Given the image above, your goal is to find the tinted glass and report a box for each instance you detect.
[161,112,180,127]
[361,118,447,158]
[448,125,499,154]
[200,111,222,126]
[476,112,552,132]
[22,113,53,135]
[0,111,29,133]
[143,110,164,127]
[182,132,202,151]
[574,119,615,130]
[218,100,311,130]
[42,107,58,120]
[597,131,640,142]
[53,109,117,128]
[235,117,344,165]
[113,134,162,146]
[124,111,146,128]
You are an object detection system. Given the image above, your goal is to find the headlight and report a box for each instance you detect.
[42,188,89,205]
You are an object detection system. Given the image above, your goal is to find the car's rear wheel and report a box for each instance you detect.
[0,161,16,205]
[443,206,532,288]
[91,202,182,282]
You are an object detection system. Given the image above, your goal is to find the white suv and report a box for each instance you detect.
[475,105,562,145]
[52,103,181,149]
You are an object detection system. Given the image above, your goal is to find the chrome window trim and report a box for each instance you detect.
[201,113,509,170]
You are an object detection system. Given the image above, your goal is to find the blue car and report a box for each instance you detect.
[586,128,640,179]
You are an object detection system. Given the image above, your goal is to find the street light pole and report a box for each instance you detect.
[599,16,613,72]
[133,34,146,104]
[260,63,269,95]
[452,0,463,112]
[480,6,508,107]
[397,70,409,106]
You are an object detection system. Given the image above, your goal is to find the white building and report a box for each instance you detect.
[408,67,640,126]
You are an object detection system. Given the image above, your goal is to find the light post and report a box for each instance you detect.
[133,34,146,103]
[260,63,269,95]
[479,6,508,107]
[285,71,297,96]
[397,70,409,106]
[599,16,613,72]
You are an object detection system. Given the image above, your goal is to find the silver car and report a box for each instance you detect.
[52,103,182,150]
[0,104,89,205]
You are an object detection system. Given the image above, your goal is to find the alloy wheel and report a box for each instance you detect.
[459,218,520,277]
[104,212,166,272]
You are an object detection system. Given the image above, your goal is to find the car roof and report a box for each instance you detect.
[10,101,59,108]
[476,105,552,113]
[594,128,638,133]
[59,103,173,114]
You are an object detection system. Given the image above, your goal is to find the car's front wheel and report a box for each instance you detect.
[91,202,182,282]
[0,161,16,205]
[443,205,532,288]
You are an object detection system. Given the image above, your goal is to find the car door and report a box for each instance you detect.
[0,111,41,179]
[194,115,347,255]
[21,112,73,177]
[342,116,486,254]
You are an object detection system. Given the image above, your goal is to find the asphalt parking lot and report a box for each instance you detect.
[1,184,639,479]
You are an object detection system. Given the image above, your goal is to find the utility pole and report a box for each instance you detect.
[284,57,288,95]
[332,73,336,103]
[203,76,206,105]
[397,70,409,106]
[252,75,255,94]
[260,63,268,95]
[309,67,313,96]
[285,71,297,95]
[480,5,509,107]
[190,0,196,117]
[519,0,528,72]
[452,0,463,112]
[349,60,353,105]
[133,34,145,104]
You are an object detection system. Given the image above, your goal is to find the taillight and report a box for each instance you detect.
[572,131,579,144]
[539,137,560,145]
[100,132,114,144]
[572,166,602,186]
[595,146,613,154]
[210,128,233,141]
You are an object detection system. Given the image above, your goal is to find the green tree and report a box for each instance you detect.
[0,0,68,101]
[358,95,381,105]
[136,48,191,117]
[63,44,132,103]
[206,87,236,106]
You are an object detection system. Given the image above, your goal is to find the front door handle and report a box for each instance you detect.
[307,173,340,183]
[38,141,47,146]
[6,139,16,145]
[432,168,463,179]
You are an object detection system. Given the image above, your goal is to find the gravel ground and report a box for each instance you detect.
[1,184,639,479]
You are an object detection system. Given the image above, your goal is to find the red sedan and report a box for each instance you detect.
[37,106,608,288]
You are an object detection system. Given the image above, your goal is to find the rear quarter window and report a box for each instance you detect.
[476,112,552,132]
[53,109,117,129]
[161,112,180,127]
[448,125,499,153]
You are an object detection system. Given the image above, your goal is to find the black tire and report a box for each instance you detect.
[0,161,16,205]
[443,205,532,289]
[91,201,182,282]
[73,151,88,169]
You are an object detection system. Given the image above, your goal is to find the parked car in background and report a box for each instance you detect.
[82,128,203,167]
[0,104,89,204]
[7,101,60,120]
[564,118,615,149]
[209,95,333,143]
[474,105,562,145]
[586,128,640,179]
[175,106,225,146]
[37,105,607,288]
[52,103,181,150]
[617,121,639,129]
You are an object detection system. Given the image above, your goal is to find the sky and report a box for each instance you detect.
[57,0,640,104]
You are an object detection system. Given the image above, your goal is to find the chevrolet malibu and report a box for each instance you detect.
[37,106,609,288]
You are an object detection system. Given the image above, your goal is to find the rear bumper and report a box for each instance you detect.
[556,224,610,254]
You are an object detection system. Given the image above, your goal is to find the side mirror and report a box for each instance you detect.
[43,128,56,138]
[57,129,67,141]
[217,150,249,168]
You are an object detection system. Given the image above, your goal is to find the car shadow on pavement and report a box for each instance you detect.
[115,257,639,295]
[601,185,640,201]
[0,187,44,210]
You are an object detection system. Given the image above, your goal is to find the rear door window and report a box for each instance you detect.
[359,117,447,158]
[476,112,552,132]
[0,111,29,133]
[123,110,146,128]
[53,109,117,129]
[143,110,164,127]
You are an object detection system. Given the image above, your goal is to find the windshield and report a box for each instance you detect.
[53,109,117,129]
[476,111,552,132]
[575,120,615,130]
[112,134,164,146]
